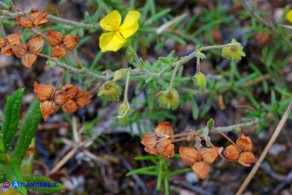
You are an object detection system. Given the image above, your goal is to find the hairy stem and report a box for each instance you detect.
[168,62,180,90]
[124,69,131,102]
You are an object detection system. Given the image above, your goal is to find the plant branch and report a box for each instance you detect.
[168,62,180,90]
[0,8,99,29]
[236,100,292,195]
[212,119,259,133]
[124,69,131,102]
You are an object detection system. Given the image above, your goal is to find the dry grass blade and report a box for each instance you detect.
[236,100,292,195]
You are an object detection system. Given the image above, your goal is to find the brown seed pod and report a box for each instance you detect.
[63,35,79,50]
[21,53,38,68]
[201,147,221,164]
[179,146,198,166]
[52,45,67,59]
[154,122,174,142]
[236,133,253,152]
[11,43,28,58]
[62,99,78,113]
[28,34,44,53]
[75,91,93,108]
[237,152,256,167]
[62,84,79,97]
[141,133,157,148]
[33,82,54,101]
[144,146,158,155]
[192,161,209,179]
[40,100,59,121]
[223,145,240,161]
[17,10,47,28]
[48,30,63,46]
[155,139,174,158]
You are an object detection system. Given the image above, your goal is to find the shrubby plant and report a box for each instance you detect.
[0,0,291,194]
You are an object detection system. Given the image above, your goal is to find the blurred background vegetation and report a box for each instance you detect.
[0,0,292,194]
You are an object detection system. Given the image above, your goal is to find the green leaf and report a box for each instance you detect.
[23,176,64,193]
[190,97,199,120]
[12,100,41,166]
[7,162,27,195]
[207,119,215,129]
[126,166,157,176]
[2,88,24,153]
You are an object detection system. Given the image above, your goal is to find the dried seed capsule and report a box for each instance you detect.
[237,152,256,167]
[236,133,253,152]
[192,161,209,179]
[179,146,198,166]
[223,145,240,161]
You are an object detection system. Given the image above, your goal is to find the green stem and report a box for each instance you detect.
[196,56,200,73]
[0,21,6,37]
[47,15,99,29]
[124,69,131,102]
[212,119,258,133]
[168,62,180,90]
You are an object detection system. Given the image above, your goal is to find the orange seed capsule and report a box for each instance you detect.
[201,147,221,164]
[179,146,198,166]
[33,82,54,101]
[62,99,78,113]
[28,34,44,53]
[48,30,63,46]
[21,53,37,68]
[223,145,240,161]
[75,91,93,108]
[237,152,256,167]
[63,34,79,50]
[141,133,157,148]
[11,43,28,58]
[154,122,174,142]
[236,133,253,152]
[192,161,209,179]
[40,101,59,121]
[52,45,67,58]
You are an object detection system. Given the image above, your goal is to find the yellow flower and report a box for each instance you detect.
[287,10,292,24]
[99,10,140,52]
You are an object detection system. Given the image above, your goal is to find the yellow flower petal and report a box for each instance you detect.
[99,31,127,52]
[120,10,140,39]
[286,10,292,24]
[100,10,121,31]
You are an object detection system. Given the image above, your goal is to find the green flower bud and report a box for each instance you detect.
[117,101,130,126]
[98,81,121,102]
[196,51,206,60]
[46,60,57,68]
[207,119,214,129]
[113,69,126,81]
[193,72,206,93]
[221,39,246,61]
[158,88,180,110]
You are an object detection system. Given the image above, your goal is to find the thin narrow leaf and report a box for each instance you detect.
[23,176,64,193]
[2,88,24,153]
[12,100,41,166]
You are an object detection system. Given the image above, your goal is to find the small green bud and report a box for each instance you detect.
[196,51,206,60]
[233,127,241,132]
[159,57,173,65]
[113,69,126,81]
[207,119,214,129]
[117,101,130,126]
[46,60,57,68]
[98,81,121,102]
[193,72,206,93]
[158,88,180,110]
[221,39,246,61]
